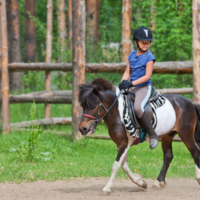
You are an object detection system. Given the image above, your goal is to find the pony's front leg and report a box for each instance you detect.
[102,134,135,195]
[121,153,147,188]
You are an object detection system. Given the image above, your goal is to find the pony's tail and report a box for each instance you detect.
[193,103,200,150]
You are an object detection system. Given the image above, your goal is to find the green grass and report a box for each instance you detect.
[0,129,196,183]
[0,103,194,183]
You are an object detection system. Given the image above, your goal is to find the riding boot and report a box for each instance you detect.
[138,112,158,149]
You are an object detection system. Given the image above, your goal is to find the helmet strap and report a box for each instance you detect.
[136,40,148,53]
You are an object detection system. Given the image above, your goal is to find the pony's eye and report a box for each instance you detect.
[91,106,96,110]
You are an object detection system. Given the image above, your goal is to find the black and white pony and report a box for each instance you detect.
[78,78,200,194]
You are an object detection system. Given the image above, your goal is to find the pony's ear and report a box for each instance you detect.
[93,86,99,96]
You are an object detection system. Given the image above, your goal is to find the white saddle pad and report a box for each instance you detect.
[154,98,176,136]
[116,87,176,137]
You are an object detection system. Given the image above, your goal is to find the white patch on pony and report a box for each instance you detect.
[116,87,124,123]
[122,154,147,188]
[116,87,176,136]
[152,180,166,189]
[154,98,176,136]
[195,164,200,184]
[102,134,136,194]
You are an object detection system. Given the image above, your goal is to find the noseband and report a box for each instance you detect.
[82,90,123,126]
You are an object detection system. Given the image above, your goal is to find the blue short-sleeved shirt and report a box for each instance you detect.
[128,50,155,87]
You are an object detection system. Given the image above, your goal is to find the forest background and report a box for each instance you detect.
[9,0,192,95]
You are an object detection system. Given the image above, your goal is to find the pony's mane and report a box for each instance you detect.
[78,78,114,109]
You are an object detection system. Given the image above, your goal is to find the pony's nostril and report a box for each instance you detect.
[82,127,87,131]
[80,127,88,135]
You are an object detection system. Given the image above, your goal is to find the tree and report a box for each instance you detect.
[121,0,132,62]
[86,0,100,47]
[45,0,53,118]
[24,0,36,63]
[72,0,86,140]
[192,0,200,104]
[0,0,10,133]
[7,0,22,92]
[56,0,67,62]
[67,0,72,50]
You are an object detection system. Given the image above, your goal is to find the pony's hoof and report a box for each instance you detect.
[102,186,111,195]
[102,189,111,195]
[141,180,147,189]
[152,180,166,189]
[135,179,147,189]
[197,179,200,185]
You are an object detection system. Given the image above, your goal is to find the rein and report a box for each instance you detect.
[82,89,123,125]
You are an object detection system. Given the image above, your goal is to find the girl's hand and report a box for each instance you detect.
[119,80,133,90]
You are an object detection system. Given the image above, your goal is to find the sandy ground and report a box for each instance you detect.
[0,177,200,200]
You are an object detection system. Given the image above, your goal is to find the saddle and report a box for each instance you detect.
[126,87,159,128]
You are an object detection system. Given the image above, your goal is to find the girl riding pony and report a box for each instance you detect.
[119,26,158,149]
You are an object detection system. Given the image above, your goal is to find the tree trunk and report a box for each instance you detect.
[72,0,85,140]
[56,0,67,62]
[0,11,2,130]
[67,0,72,50]
[45,0,53,118]
[6,0,22,93]
[24,0,36,63]
[121,0,132,62]
[86,0,100,47]
[192,0,200,104]
[0,0,10,134]
[150,0,156,30]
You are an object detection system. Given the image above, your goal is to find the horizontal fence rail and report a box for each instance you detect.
[6,90,72,104]
[7,61,193,74]
[85,134,182,141]
[10,117,72,128]
[12,128,72,136]
[8,63,72,72]
[157,87,193,94]
[9,96,72,104]
[0,87,192,104]
[9,90,72,104]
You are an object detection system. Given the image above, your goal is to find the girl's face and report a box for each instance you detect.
[135,40,151,51]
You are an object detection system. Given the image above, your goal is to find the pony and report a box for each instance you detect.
[78,78,200,195]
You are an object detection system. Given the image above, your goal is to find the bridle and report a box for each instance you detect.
[82,90,123,129]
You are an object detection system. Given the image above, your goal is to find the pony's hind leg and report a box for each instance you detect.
[193,147,200,185]
[195,164,200,185]
[185,143,200,185]
[153,134,174,189]
[121,153,147,188]
[178,130,200,185]
[102,134,136,195]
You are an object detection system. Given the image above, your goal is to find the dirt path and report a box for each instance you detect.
[0,177,200,200]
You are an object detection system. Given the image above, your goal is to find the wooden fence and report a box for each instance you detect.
[0,0,198,142]
[8,61,193,74]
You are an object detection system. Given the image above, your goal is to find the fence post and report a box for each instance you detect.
[72,0,85,141]
[121,0,132,62]
[0,0,10,134]
[192,0,200,104]
[45,0,53,118]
